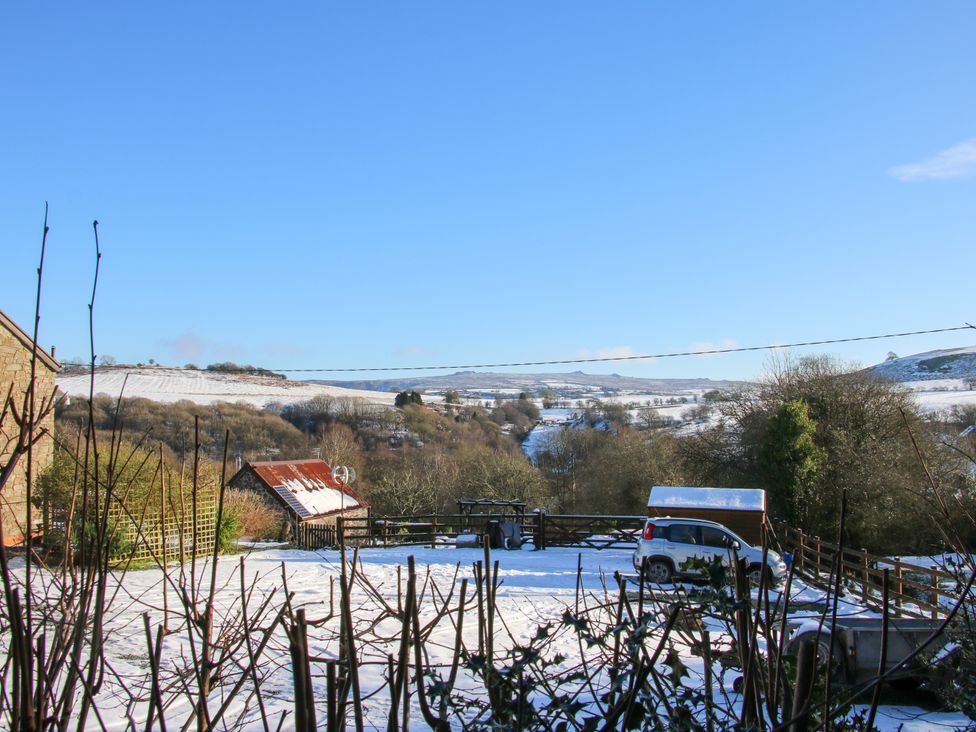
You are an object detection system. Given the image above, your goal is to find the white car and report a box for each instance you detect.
[632,517,787,585]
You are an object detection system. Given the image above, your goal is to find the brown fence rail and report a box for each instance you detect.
[539,515,645,549]
[296,523,337,550]
[779,525,960,619]
[316,512,645,551]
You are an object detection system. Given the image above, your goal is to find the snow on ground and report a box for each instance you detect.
[56,366,400,407]
[869,346,976,383]
[908,383,976,417]
[521,408,579,463]
[21,545,967,731]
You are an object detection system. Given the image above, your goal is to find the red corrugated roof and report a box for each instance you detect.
[244,459,367,518]
[250,459,344,490]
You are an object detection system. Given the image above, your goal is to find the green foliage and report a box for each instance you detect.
[205,361,286,379]
[217,507,243,553]
[759,400,823,529]
[394,390,424,408]
[679,355,971,552]
[73,518,132,565]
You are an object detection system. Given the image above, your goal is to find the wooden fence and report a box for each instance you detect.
[43,491,218,564]
[295,522,337,550]
[305,512,645,551]
[780,525,960,619]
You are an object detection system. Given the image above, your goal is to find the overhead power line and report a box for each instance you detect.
[266,324,975,373]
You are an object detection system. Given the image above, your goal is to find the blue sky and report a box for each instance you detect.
[2,3,974,381]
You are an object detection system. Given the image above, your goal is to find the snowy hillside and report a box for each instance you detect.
[314,370,745,397]
[56,366,398,407]
[866,345,976,382]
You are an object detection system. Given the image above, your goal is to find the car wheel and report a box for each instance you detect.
[643,560,673,584]
[791,631,846,684]
[747,564,772,586]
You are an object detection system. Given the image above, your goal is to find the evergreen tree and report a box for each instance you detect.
[394,390,423,408]
[759,400,823,530]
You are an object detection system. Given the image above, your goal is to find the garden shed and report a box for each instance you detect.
[228,459,368,541]
[646,485,767,545]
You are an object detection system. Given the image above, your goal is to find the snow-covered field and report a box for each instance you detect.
[56,367,400,407]
[908,380,976,417]
[20,545,967,731]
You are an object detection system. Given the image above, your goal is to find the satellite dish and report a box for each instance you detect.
[331,465,356,484]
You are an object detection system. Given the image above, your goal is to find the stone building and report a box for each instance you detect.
[228,459,368,540]
[0,308,60,545]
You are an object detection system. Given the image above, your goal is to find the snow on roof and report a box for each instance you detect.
[647,486,766,512]
[246,460,365,519]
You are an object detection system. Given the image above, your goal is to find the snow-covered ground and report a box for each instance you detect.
[56,366,400,407]
[907,380,976,417]
[20,545,967,731]
[868,346,976,383]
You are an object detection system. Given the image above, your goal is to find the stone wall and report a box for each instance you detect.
[0,322,58,545]
[227,469,292,539]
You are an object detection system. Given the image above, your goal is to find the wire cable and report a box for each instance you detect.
[263,323,975,373]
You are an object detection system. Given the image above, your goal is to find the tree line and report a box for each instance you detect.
[52,354,976,554]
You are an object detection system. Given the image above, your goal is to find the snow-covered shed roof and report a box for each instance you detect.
[647,486,766,512]
[238,459,365,520]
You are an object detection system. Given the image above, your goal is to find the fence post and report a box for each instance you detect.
[861,550,869,603]
[337,516,345,550]
[797,530,805,575]
[431,516,438,549]
[536,510,546,550]
[893,559,904,615]
[930,568,940,620]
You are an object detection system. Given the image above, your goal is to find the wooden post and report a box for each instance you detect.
[431,516,438,549]
[893,559,904,614]
[337,516,345,550]
[790,640,817,732]
[930,567,940,620]
[536,510,546,550]
[797,530,805,575]
[861,550,869,603]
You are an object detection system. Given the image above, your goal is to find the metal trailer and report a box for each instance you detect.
[784,616,945,686]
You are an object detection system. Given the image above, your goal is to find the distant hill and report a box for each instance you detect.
[865,346,976,383]
[56,366,398,408]
[311,371,748,398]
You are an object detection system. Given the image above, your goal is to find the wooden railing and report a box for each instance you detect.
[779,525,961,619]
[296,522,337,551]
[538,514,644,549]
[324,512,645,551]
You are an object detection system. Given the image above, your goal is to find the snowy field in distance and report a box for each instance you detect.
[56,366,400,407]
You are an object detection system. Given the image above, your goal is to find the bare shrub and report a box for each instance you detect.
[223,487,287,540]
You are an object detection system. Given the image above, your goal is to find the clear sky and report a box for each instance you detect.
[2,3,974,381]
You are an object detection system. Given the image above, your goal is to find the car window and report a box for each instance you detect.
[668,524,699,545]
[701,527,732,548]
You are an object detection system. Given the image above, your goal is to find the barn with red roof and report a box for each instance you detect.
[228,459,368,541]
